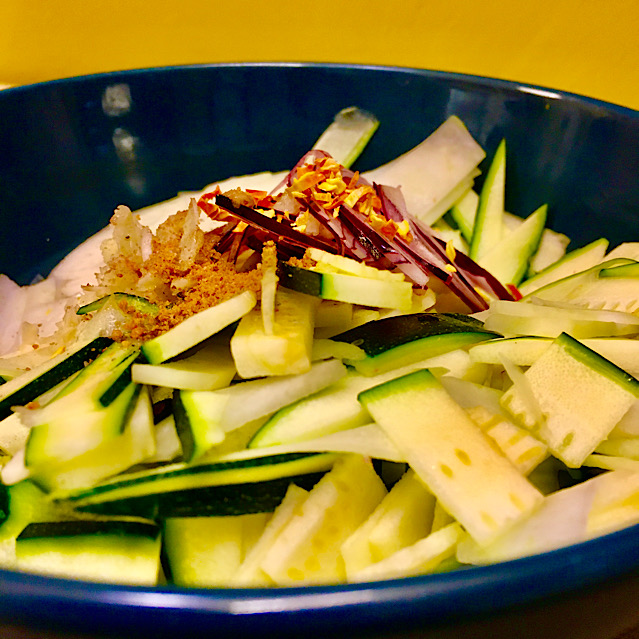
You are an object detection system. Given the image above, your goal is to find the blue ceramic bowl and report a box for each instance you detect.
[1,63,639,639]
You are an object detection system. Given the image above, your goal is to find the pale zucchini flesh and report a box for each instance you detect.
[363,116,486,226]
[500,333,639,468]
[259,454,387,585]
[230,289,317,378]
[141,291,257,365]
[174,359,347,460]
[349,522,462,583]
[477,204,547,286]
[469,139,506,261]
[232,484,309,586]
[518,237,609,296]
[311,106,379,169]
[340,469,435,578]
[132,341,236,391]
[481,299,639,338]
[163,513,270,587]
[359,369,543,546]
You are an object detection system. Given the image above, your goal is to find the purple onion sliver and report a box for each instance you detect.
[215,194,337,254]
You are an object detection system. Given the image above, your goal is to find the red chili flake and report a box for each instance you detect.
[292,171,325,192]
[506,284,523,300]
[246,190,274,207]
[313,192,333,204]
[197,188,222,216]
[347,171,360,189]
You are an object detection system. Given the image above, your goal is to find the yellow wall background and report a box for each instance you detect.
[2,0,638,110]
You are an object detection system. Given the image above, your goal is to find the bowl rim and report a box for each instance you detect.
[1,521,639,625]
[2,60,638,118]
[1,61,639,635]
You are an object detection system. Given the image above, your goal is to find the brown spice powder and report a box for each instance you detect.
[96,208,264,342]
[120,256,262,341]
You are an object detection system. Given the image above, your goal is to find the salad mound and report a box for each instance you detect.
[88,201,266,342]
[1,108,639,587]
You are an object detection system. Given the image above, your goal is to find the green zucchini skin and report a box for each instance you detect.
[276,262,412,310]
[331,313,500,375]
[277,262,323,297]
[333,313,499,357]
[75,494,160,521]
[23,342,143,475]
[172,389,199,462]
[0,483,8,527]
[97,347,148,408]
[75,472,326,519]
[0,480,61,543]
[0,337,113,421]
[76,293,158,316]
[17,519,160,541]
[15,518,162,585]
[56,452,337,507]
[55,341,140,403]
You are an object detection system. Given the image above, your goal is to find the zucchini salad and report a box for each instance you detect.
[1,107,639,587]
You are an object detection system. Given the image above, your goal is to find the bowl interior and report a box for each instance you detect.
[1,63,639,638]
[2,64,639,285]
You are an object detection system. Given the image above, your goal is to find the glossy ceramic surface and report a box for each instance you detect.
[3,1,639,112]
[0,63,638,639]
